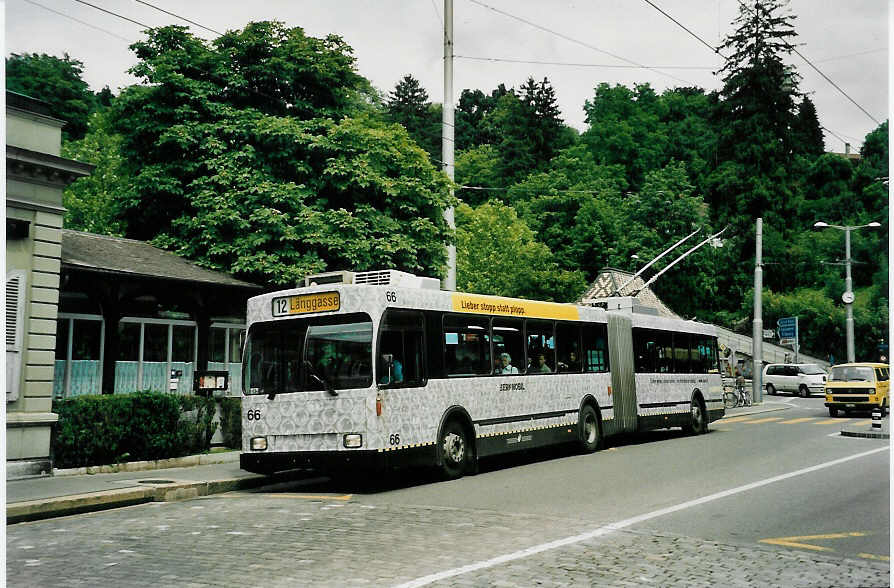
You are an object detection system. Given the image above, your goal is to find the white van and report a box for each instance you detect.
[762,363,827,397]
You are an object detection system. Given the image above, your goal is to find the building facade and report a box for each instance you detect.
[6,92,93,477]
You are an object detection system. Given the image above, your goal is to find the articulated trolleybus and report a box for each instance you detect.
[240,270,723,479]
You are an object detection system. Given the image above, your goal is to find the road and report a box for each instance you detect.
[8,396,890,587]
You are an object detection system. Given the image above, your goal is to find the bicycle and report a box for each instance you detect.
[723,381,752,409]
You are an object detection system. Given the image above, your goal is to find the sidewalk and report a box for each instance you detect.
[721,398,890,439]
[6,452,309,524]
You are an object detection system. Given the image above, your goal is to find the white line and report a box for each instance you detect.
[395,446,889,588]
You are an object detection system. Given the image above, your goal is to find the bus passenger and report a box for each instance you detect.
[561,351,581,372]
[496,352,519,375]
[533,353,552,373]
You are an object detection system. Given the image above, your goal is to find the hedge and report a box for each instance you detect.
[52,392,218,469]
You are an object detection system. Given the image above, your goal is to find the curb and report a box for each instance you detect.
[7,469,306,525]
[52,450,240,477]
[840,427,889,440]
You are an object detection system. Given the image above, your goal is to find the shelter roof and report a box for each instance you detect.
[579,268,680,319]
[61,230,260,289]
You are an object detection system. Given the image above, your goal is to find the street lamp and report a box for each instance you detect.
[813,220,881,363]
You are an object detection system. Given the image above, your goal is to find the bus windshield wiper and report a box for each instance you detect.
[304,360,338,396]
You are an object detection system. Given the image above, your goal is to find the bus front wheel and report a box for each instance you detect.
[438,420,470,479]
[684,397,708,435]
[578,405,602,453]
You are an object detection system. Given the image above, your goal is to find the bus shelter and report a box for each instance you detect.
[55,230,262,397]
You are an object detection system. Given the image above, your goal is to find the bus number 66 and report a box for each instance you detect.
[385,291,397,303]
[246,409,262,421]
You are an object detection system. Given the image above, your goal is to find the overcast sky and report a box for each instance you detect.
[4,0,889,151]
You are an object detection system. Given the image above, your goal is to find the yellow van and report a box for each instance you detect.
[824,362,890,417]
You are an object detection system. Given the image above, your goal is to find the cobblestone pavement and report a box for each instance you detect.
[8,492,889,587]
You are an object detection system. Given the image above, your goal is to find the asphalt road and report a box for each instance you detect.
[8,396,890,587]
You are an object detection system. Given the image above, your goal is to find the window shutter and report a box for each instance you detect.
[6,271,26,401]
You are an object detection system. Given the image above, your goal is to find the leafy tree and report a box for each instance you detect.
[385,74,441,163]
[455,202,586,301]
[111,23,454,285]
[61,110,128,235]
[455,145,502,205]
[6,52,97,140]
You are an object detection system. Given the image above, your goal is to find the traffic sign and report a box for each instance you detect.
[777,317,798,339]
[763,329,776,339]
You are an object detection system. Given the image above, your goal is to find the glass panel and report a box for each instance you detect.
[556,323,581,373]
[829,366,875,382]
[492,318,524,375]
[229,329,245,363]
[172,325,195,362]
[144,324,168,362]
[72,320,102,360]
[378,310,424,387]
[673,333,690,374]
[526,320,555,374]
[443,314,491,376]
[55,319,69,359]
[209,328,226,363]
[633,328,672,373]
[304,321,373,390]
[582,323,609,373]
[117,323,140,360]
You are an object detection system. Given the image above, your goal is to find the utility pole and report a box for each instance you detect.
[843,226,854,362]
[752,218,763,404]
[442,0,456,291]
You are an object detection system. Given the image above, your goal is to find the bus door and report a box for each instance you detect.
[607,314,637,433]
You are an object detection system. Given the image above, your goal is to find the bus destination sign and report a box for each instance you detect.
[272,291,340,317]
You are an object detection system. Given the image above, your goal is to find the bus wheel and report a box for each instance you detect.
[578,405,601,453]
[685,398,707,435]
[439,420,469,479]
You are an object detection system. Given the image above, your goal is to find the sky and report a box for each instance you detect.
[4,0,889,152]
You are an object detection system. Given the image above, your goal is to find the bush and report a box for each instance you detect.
[52,392,218,469]
[218,396,242,449]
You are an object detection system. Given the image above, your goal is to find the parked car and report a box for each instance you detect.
[824,362,890,417]
[762,363,827,397]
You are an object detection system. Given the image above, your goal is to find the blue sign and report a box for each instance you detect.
[777,317,797,339]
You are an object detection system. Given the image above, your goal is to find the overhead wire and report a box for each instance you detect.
[465,0,695,86]
[71,0,150,29]
[639,0,726,59]
[21,0,134,43]
[132,0,223,36]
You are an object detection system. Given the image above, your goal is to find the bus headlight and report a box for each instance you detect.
[343,434,363,448]
[250,436,268,451]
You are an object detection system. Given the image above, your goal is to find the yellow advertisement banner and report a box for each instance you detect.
[451,293,580,321]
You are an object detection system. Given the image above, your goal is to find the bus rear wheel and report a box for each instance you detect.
[578,405,602,453]
[684,398,707,435]
[438,420,470,480]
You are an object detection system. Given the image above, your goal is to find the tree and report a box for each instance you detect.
[792,96,824,156]
[6,52,97,140]
[61,110,128,235]
[385,75,441,163]
[111,23,454,285]
[455,202,586,301]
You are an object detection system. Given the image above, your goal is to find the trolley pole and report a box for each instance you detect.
[752,218,763,404]
[441,0,456,291]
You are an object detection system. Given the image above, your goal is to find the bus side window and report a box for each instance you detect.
[673,333,691,374]
[582,323,609,373]
[556,323,582,373]
[443,314,491,376]
[492,317,524,375]
[379,310,425,387]
[526,320,555,374]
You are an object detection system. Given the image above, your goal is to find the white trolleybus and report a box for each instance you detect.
[240,270,723,479]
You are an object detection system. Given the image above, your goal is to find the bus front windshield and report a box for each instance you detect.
[243,314,373,395]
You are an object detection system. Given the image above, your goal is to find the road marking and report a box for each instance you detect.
[743,417,783,424]
[395,446,889,588]
[760,532,868,552]
[858,553,890,561]
[720,416,758,423]
[816,419,849,425]
[780,417,817,424]
[265,494,353,501]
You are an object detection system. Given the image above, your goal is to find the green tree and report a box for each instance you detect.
[111,23,454,285]
[60,110,128,235]
[792,96,824,156]
[385,74,441,163]
[6,52,97,140]
[456,202,586,301]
